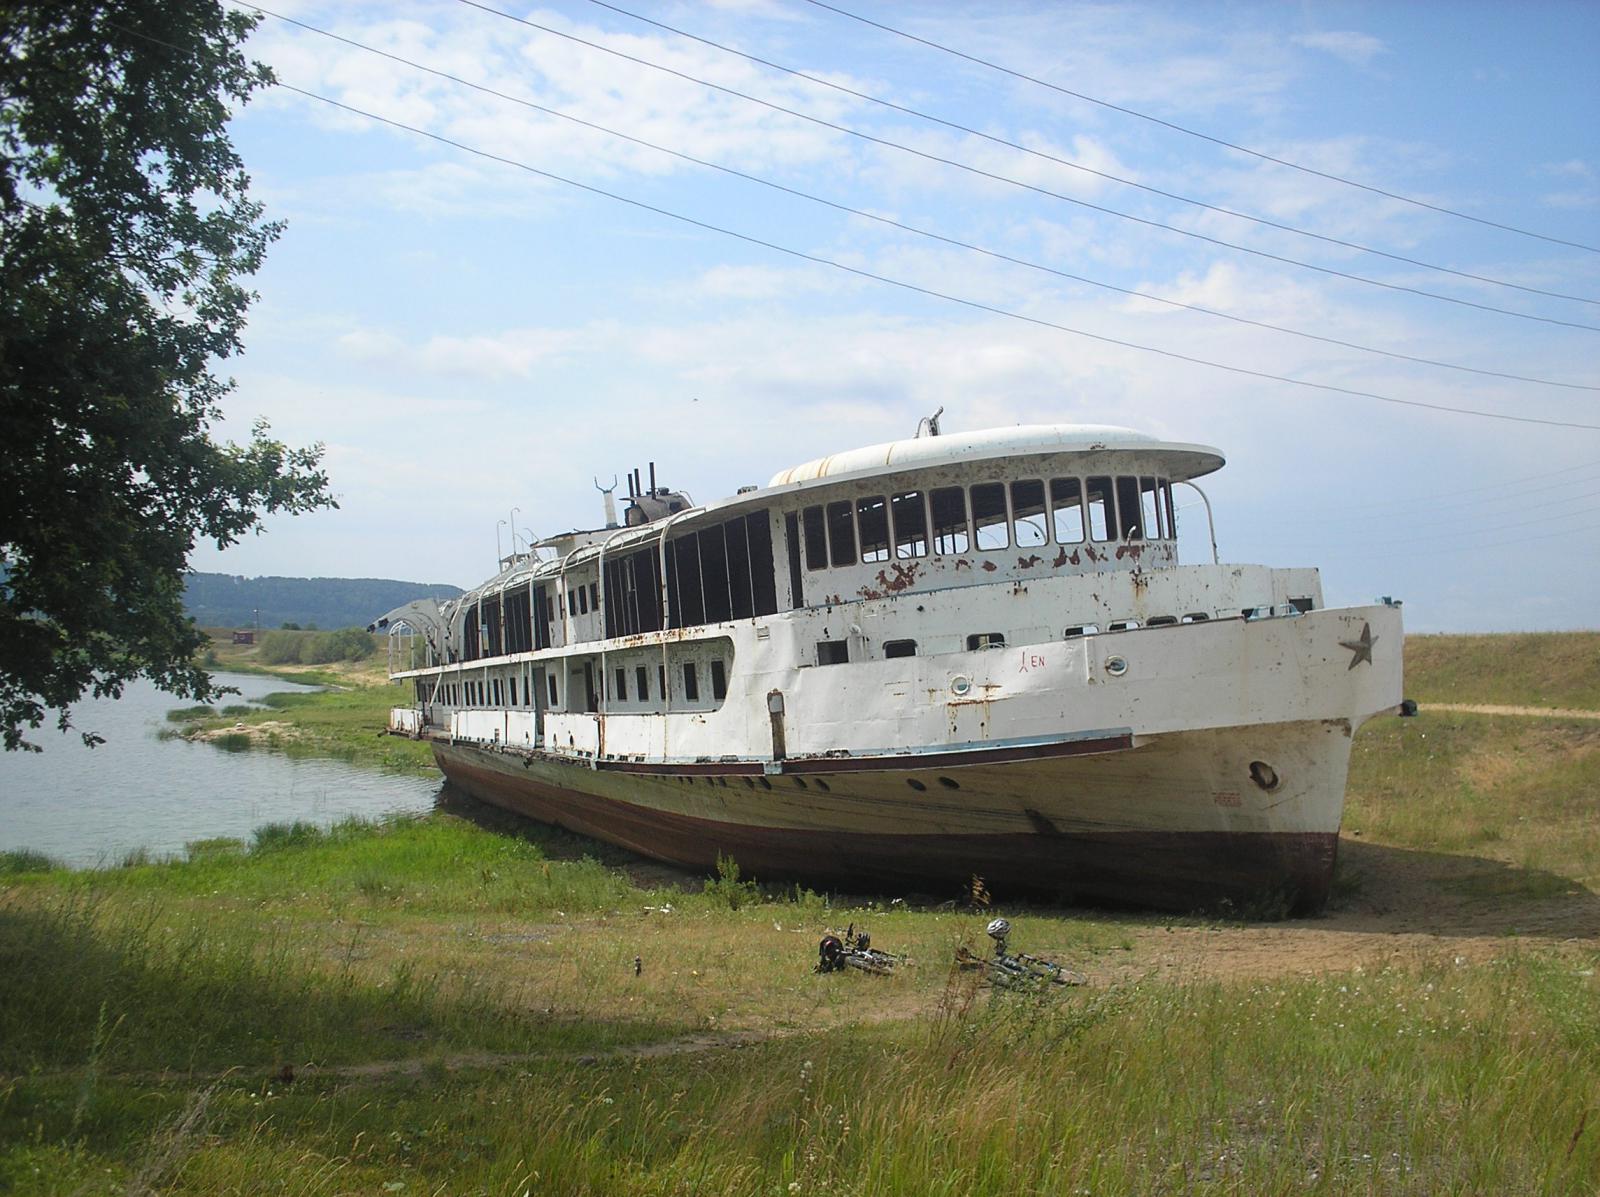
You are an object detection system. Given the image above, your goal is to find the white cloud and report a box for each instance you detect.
[1292,31,1388,68]
[336,327,581,381]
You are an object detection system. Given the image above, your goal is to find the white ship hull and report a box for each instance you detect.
[379,424,1406,913]
[412,604,1401,912]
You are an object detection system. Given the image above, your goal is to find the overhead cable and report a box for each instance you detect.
[1267,499,1600,550]
[1283,487,1600,538]
[580,0,1599,307]
[1296,461,1600,521]
[452,0,1600,333]
[245,5,1596,393]
[269,82,1600,434]
[802,0,1600,256]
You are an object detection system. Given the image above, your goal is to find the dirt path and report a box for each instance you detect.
[1423,702,1600,720]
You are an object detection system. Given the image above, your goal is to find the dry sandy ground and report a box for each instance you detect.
[1111,834,1598,988]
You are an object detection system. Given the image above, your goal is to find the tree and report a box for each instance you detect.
[0,1,335,750]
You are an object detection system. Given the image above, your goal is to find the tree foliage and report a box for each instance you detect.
[0,1,335,749]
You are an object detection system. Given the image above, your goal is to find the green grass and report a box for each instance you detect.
[1405,631,1600,710]
[2,800,1596,1194]
[1347,711,1600,890]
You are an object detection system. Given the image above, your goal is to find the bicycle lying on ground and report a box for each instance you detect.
[815,924,905,975]
[954,918,1088,987]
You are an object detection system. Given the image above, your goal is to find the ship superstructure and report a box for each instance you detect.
[378,424,1403,912]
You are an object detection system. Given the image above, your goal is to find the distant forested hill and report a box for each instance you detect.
[184,573,463,630]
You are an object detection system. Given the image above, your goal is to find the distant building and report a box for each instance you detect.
[231,630,255,645]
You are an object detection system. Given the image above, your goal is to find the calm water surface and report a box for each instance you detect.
[0,672,441,867]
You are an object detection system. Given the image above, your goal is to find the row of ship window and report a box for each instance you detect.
[798,474,1176,569]
[428,610,1226,707]
[422,658,728,710]
[812,615,1213,665]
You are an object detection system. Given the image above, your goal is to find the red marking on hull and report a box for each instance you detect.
[438,746,1337,914]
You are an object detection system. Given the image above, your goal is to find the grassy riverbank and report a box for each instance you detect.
[2,633,1593,1192]
[168,630,436,772]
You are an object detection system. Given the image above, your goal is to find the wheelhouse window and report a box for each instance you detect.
[548,674,558,706]
[971,483,1009,550]
[826,501,857,567]
[883,639,917,658]
[1064,624,1099,637]
[1010,479,1048,547]
[636,666,649,701]
[891,491,928,558]
[682,662,699,702]
[1086,476,1114,541]
[803,505,828,570]
[614,668,627,701]
[930,487,969,554]
[710,659,727,701]
[857,495,890,563]
[1050,478,1084,543]
[1141,477,1163,540]
[1116,476,1144,540]
[967,632,1005,650]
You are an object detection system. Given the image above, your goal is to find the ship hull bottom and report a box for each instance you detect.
[433,739,1342,915]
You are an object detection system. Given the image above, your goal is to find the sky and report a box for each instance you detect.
[188,0,1600,632]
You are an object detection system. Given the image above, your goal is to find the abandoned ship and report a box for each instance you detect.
[374,422,1404,913]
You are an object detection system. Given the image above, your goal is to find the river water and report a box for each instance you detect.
[0,672,442,868]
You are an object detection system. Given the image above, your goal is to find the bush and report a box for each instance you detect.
[0,849,60,875]
[165,704,216,722]
[250,821,326,853]
[258,627,375,665]
[703,853,761,910]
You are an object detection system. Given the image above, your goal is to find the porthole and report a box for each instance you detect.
[1249,760,1280,792]
[950,675,972,697]
[938,776,961,790]
[1105,655,1129,677]
[906,778,928,792]
[794,777,809,790]
[814,779,831,793]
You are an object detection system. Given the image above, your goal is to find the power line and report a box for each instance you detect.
[1286,508,1600,553]
[1291,518,1600,563]
[454,0,1600,334]
[1297,462,1600,521]
[269,81,1600,434]
[1186,459,1600,519]
[802,0,1600,256]
[580,0,1600,308]
[1278,487,1600,539]
[244,4,1597,394]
